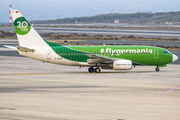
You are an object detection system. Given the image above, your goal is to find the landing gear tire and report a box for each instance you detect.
[155,67,160,72]
[95,67,101,73]
[88,67,95,73]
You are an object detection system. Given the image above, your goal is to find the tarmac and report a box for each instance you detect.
[0,44,180,120]
[1,26,180,38]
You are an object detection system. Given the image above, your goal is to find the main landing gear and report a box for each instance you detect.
[155,67,160,72]
[88,67,101,73]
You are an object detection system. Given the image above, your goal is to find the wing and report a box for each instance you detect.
[87,54,115,64]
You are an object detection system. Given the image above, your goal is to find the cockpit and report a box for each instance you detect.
[164,51,170,54]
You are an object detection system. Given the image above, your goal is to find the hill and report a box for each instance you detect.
[33,11,180,24]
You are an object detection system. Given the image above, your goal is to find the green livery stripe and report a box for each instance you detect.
[69,46,172,65]
[44,40,62,47]
[44,40,89,62]
[44,40,173,65]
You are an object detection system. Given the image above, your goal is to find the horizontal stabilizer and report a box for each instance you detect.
[16,46,35,52]
[3,45,17,50]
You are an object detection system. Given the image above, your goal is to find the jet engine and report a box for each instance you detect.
[113,60,132,70]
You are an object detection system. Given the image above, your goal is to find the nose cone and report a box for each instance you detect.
[172,54,178,62]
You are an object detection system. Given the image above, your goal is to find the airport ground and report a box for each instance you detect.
[0,39,180,120]
[0,53,180,120]
[0,26,180,120]
[1,26,180,38]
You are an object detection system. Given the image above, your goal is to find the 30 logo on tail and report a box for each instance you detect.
[14,17,31,35]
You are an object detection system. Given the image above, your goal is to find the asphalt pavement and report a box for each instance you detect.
[0,56,179,120]
[1,26,180,38]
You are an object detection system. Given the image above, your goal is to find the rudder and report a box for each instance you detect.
[11,10,48,48]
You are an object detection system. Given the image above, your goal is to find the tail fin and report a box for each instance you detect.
[11,10,47,48]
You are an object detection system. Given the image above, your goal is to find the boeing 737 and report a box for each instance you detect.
[4,10,178,73]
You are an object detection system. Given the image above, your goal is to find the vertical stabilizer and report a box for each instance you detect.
[11,10,48,48]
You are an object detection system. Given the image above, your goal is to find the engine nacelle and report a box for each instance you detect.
[113,60,132,70]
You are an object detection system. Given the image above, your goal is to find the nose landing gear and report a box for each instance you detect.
[88,67,101,73]
[155,67,160,72]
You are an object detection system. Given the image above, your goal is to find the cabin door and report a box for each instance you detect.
[154,49,159,59]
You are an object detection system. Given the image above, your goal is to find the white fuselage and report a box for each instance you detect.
[18,47,93,67]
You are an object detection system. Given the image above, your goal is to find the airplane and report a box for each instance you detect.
[4,10,178,73]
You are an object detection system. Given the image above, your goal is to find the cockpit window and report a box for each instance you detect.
[164,51,169,54]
